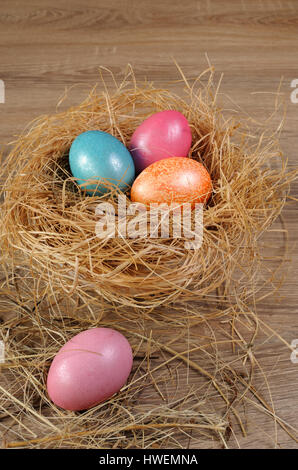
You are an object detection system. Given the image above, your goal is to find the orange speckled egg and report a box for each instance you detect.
[131,157,212,207]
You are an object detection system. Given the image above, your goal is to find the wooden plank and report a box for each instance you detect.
[0,0,297,448]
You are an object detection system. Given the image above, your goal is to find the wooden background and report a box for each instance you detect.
[0,0,298,448]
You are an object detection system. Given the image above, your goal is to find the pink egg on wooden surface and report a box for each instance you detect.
[129,110,192,173]
[46,328,133,411]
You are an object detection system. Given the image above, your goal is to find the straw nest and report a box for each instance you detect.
[0,67,294,309]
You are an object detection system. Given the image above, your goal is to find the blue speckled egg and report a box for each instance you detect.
[69,130,135,195]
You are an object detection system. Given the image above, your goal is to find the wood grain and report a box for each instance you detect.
[0,0,298,449]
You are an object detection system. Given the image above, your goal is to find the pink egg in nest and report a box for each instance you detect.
[129,110,192,173]
[47,328,133,411]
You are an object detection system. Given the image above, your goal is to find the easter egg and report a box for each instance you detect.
[69,130,135,195]
[131,157,212,207]
[46,328,133,411]
[129,110,192,173]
